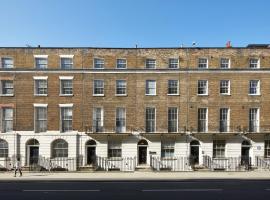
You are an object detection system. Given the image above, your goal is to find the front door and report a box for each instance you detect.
[29,146,39,165]
[87,147,96,165]
[138,147,147,164]
[241,147,250,166]
[190,146,199,165]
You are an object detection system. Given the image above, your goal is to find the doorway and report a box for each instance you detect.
[190,140,200,165]
[29,146,39,165]
[26,139,40,166]
[241,140,251,167]
[86,140,96,165]
[137,140,148,165]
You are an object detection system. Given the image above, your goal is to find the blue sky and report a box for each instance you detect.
[0,0,269,47]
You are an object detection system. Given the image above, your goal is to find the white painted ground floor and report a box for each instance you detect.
[0,132,270,171]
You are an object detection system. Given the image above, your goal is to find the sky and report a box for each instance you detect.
[0,0,269,48]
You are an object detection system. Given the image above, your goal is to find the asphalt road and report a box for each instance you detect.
[0,180,270,200]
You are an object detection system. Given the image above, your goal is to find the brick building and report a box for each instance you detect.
[0,45,270,171]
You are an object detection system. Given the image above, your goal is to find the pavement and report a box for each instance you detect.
[1,170,270,181]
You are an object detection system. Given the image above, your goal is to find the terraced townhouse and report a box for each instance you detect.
[0,44,270,172]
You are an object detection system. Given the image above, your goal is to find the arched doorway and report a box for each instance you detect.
[86,140,96,165]
[137,140,148,165]
[190,140,200,165]
[26,139,39,166]
[241,140,251,166]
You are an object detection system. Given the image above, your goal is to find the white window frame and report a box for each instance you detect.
[34,104,48,133]
[161,140,175,158]
[213,140,226,158]
[59,105,73,133]
[220,58,230,69]
[33,76,48,96]
[93,58,105,69]
[59,77,73,96]
[198,58,208,69]
[197,80,208,95]
[168,107,178,133]
[93,107,104,132]
[220,80,230,95]
[249,58,260,69]
[108,140,122,158]
[1,107,13,133]
[93,79,104,96]
[0,80,14,96]
[60,55,74,69]
[220,108,230,132]
[145,80,156,96]
[115,107,126,133]
[116,58,127,69]
[145,59,156,69]
[115,80,127,96]
[1,57,14,69]
[249,80,260,95]
[167,80,179,95]
[249,108,260,132]
[168,58,179,69]
[198,108,208,132]
[145,107,156,133]
[34,55,48,69]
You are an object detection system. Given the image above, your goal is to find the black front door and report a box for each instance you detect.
[29,146,39,165]
[190,146,199,165]
[138,147,147,164]
[87,147,96,165]
[241,147,250,166]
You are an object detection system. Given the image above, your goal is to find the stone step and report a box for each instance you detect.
[78,166,96,172]
[136,165,153,172]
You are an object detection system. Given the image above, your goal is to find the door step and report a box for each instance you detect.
[78,166,96,172]
[136,165,152,172]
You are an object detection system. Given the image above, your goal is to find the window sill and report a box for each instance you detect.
[167,94,180,96]
[115,94,127,97]
[93,68,105,69]
[220,94,231,96]
[145,94,157,96]
[248,94,261,96]
[0,94,14,97]
[59,94,74,97]
[116,67,127,69]
[93,94,105,97]
[34,94,48,97]
[197,94,208,96]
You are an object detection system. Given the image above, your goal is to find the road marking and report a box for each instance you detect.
[142,189,223,192]
[23,190,100,192]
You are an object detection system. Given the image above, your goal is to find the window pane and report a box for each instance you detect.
[116,80,126,95]
[35,58,48,69]
[168,107,178,132]
[61,58,73,69]
[2,108,13,132]
[146,80,156,95]
[94,80,104,95]
[198,108,207,132]
[168,80,178,94]
[94,58,104,69]
[169,58,179,68]
[1,58,13,68]
[61,107,72,132]
[146,107,155,132]
[93,108,103,132]
[116,108,126,133]
[146,59,156,69]
[61,80,73,95]
[116,59,127,69]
